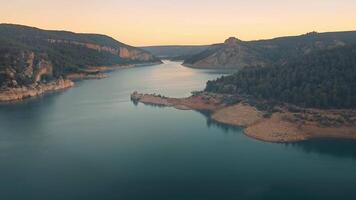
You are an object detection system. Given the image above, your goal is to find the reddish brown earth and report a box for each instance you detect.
[131,92,356,143]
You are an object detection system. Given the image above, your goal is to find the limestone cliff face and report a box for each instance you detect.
[0,44,156,102]
[23,52,35,78]
[118,47,153,61]
[0,50,75,101]
[184,37,267,69]
[48,39,157,62]
[0,77,74,102]
[33,59,53,82]
[0,24,161,102]
[224,37,241,46]
[183,31,355,69]
[0,51,55,89]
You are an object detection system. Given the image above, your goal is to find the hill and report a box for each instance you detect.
[183,31,356,69]
[205,45,356,109]
[141,45,208,60]
[0,24,161,89]
[131,44,356,142]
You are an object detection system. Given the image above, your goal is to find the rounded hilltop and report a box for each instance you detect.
[224,37,242,46]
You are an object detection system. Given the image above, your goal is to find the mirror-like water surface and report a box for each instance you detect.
[1,61,356,200]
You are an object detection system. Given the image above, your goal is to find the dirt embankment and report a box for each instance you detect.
[131,91,227,111]
[131,92,356,143]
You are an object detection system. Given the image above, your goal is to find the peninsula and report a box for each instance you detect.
[131,43,356,143]
[131,92,356,143]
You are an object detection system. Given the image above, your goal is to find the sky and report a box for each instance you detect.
[0,0,355,46]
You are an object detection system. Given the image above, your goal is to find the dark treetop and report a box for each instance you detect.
[205,45,356,109]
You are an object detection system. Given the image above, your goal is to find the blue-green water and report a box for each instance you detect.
[1,61,356,200]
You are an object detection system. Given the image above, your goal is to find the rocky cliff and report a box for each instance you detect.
[0,50,74,101]
[0,24,161,101]
[48,39,156,62]
[183,31,356,69]
[0,77,74,102]
[184,37,266,69]
[0,51,55,89]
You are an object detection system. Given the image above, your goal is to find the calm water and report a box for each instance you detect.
[1,61,356,200]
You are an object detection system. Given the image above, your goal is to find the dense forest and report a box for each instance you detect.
[205,45,356,109]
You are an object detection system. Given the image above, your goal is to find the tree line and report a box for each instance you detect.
[205,45,356,109]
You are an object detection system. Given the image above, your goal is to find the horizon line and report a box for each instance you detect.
[2,23,356,47]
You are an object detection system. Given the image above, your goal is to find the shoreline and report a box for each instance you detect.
[67,61,163,81]
[0,62,162,102]
[131,92,356,143]
[0,78,74,102]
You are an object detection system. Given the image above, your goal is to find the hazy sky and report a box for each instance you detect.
[0,0,355,46]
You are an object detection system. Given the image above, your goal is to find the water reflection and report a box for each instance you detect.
[131,98,243,135]
[199,69,238,75]
[135,99,356,159]
[194,103,356,159]
[287,139,356,160]
[0,91,67,159]
[2,61,356,199]
[198,110,243,134]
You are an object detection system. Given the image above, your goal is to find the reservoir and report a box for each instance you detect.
[1,61,356,200]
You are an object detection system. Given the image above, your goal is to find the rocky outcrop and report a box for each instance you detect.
[48,39,157,62]
[0,24,162,102]
[184,37,267,69]
[0,50,160,102]
[0,50,76,102]
[0,78,74,102]
[33,59,53,82]
[183,31,356,69]
[0,51,55,88]
[224,37,241,46]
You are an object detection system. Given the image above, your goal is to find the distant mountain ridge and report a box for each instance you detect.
[0,24,161,89]
[183,31,356,69]
[141,45,208,60]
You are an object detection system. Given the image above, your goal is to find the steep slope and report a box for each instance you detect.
[205,45,356,109]
[0,24,161,90]
[184,31,356,69]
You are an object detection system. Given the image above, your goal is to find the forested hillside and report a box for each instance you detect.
[184,31,356,69]
[205,45,356,109]
[0,24,160,88]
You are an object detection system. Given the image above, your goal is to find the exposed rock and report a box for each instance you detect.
[183,31,356,69]
[0,78,74,102]
[33,59,53,82]
[0,24,163,102]
[224,37,241,46]
[48,39,157,62]
[131,92,356,143]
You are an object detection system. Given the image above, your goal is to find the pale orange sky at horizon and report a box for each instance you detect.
[1,0,355,46]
